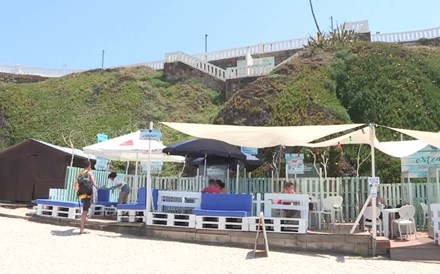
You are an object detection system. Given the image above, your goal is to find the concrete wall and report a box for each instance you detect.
[29,215,387,257]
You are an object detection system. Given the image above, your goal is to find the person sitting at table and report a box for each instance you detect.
[276,181,300,218]
[201,179,222,193]
[216,179,226,193]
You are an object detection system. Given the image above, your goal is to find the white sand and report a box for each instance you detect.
[0,214,439,274]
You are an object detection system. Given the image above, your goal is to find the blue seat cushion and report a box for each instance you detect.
[36,199,81,207]
[192,209,249,217]
[97,188,111,203]
[117,203,146,210]
[199,193,253,216]
[95,201,118,207]
[117,188,158,210]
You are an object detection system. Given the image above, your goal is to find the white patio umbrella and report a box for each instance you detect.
[83,130,185,212]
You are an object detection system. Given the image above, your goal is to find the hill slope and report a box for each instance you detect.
[1,42,440,181]
[0,67,223,149]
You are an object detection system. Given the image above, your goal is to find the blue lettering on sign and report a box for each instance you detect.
[401,145,440,178]
[241,146,258,156]
[140,129,161,140]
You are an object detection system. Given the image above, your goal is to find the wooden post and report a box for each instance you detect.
[253,212,269,257]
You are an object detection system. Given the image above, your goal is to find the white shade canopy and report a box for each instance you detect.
[161,122,364,148]
[387,127,440,149]
[83,130,185,162]
[300,126,428,158]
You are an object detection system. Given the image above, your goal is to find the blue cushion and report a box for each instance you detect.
[36,199,81,208]
[200,193,253,215]
[137,187,146,205]
[192,209,249,217]
[97,189,110,202]
[117,203,146,210]
[95,201,118,207]
[116,188,158,210]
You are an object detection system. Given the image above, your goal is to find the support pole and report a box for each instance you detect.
[350,124,377,257]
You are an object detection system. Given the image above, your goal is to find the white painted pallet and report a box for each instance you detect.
[195,216,249,231]
[91,204,106,216]
[117,210,145,223]
[146,212,196,228]
[36,204,81,219]
[248,217,308,234]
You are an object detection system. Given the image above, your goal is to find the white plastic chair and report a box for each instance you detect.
[363,206,382,236]
[308,196,321,228]
[420,202,429,230]
[392,205,417,240]
[311,196,343,229]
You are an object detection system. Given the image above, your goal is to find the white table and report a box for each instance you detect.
[382,208,399,238]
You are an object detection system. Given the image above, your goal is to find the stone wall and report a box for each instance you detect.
[163,62,226,96]
[163,49,302,99]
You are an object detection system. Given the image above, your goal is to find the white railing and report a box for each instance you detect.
[226,63,275,79]
[371,26,440,42]
[0,64,83,77]
[5,21,440,79]
[193,37,310,62]
[168,51,276,80]
[166,51,226,81]
[126,60,165,70]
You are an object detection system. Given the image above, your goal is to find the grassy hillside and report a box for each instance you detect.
[1,41,440,182]
[0,66,223,150]
[214,42,440,182]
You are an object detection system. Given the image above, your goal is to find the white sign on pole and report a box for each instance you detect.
[95,133,109,170]
[368,176,380,197]
[140,129,161,140]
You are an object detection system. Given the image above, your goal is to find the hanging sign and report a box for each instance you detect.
[285,153,304,175]
[241,146,258,156]
[140,129,161,140]
[368,177,380,197]
[95,133,109,170]
[141,161,163,175]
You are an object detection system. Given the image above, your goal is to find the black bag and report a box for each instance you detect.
[77,172,93,196]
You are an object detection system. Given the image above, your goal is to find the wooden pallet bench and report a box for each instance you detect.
[146,212,196,228]
[248,216,308,233]
[195,215,249,231]
[35,199,81,219]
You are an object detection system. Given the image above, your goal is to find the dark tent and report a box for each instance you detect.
[0,139,93,202]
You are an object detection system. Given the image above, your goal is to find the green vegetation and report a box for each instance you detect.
[0,66,223,150]
[1,41,440,182]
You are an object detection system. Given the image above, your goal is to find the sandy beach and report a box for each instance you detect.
[0,210,439,274]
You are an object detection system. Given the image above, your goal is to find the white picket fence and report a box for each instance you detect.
[58,166,440,225]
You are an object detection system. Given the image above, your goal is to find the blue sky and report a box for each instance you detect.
[1,0,439,69]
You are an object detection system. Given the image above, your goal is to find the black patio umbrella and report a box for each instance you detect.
[190,154,263,172]
[163,138,247,183]
[162,138,246,161]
